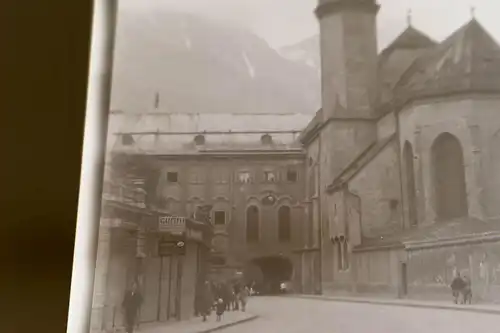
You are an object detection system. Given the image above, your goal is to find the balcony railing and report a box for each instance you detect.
[102,180,147,209]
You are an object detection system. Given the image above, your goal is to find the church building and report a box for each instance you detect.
[302,0,500,300]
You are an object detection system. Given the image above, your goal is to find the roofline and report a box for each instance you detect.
[115,130,302,136]
[111,150,307,160]
[354,231,500,253]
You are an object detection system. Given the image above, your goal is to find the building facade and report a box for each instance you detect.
[301,0,500,300]
[90,157,212,333]
[109,113,311,293]
[107,0,500,302]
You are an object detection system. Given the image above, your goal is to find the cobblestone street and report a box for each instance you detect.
[221,296,500,333]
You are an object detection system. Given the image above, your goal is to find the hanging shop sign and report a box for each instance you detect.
[158,240,186,256]
[158,215,186,234]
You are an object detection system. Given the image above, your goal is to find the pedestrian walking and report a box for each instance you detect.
[200,281,213,322]
[215,298,225,321]
[461,274,472,304]
[233,283,241,311]
[450,272,465,304]
[239,285,250,312]
[122,282,143,333]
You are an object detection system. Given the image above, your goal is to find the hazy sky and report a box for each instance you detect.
[120,0,500,49]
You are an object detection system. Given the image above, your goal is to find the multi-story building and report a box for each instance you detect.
[109,112,310,292]
[90,156,213,333]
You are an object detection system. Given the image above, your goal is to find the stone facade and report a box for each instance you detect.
[151,154,306,285]
[305,0,500,299]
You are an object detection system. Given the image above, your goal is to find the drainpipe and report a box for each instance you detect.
[395,108,406,230]
[317,134,323,294]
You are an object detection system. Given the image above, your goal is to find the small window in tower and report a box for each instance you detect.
[122,134,135,146]
[214,211,226,225]
[167,172,178,183]
[286,169,298,182]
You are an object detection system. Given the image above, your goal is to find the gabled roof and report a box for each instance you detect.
[378,26,437,104]
[395,19,500,95]
[381,26,437,55]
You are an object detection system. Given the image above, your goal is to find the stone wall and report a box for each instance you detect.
[407,240,500,302]
[398,96,500,224]
[349,140,403,239]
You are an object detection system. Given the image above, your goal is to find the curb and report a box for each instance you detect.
[290,295,500,316]
[192,315,259,333]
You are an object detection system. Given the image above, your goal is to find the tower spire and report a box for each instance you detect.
[470,6,476,19]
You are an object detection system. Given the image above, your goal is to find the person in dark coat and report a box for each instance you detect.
[200,281,213,322]
[222,282,233,311]
[451,272,465,304]
[461,274,472,304]
[122,282,143,333]
[215,298,225,321]
[232,283,241,311]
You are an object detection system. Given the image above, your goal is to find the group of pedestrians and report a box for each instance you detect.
[450,272,472,304]
[195,280,251,322]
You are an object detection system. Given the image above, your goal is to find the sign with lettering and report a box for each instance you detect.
[158,216,186,234]
[158,240,186,256]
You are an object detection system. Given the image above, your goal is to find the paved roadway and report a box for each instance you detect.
[221,296,500,333]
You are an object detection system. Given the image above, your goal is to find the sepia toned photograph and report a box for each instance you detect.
[86,0,500,332]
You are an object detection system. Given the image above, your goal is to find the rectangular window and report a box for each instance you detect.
[214,211,226,225]
[287,169,298,182]
[214,168,229,183]
[189,169,205,184]
[263,171,276,182]
[238,171,252,183]
[166,171,178,183]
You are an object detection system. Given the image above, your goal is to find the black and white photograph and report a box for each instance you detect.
[83,0,500,332]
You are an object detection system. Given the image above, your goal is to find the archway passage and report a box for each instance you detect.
[431,133,468,221]
[403,141,418,226]
[249,256,293,294]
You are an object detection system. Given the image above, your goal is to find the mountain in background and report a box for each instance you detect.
[278,35,321,77]
[110,8,320,114]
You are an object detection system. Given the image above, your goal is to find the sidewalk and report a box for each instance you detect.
[134,311,258,333]
[290,294,500,315]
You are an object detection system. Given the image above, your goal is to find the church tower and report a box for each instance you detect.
[311,0,381,290]
[316,0,380,119]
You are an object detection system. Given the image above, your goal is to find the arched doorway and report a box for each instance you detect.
[403,141,418,226]
[247,256,293,294]
[431,133,468,220]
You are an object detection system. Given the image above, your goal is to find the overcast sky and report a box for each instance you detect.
[119,0,500,49]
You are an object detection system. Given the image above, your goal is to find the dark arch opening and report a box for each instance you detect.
[403,141,418,226]
[431,133,468,221]
[246,205,259,243]
[278,205,291,242]
[248,256,293,295]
